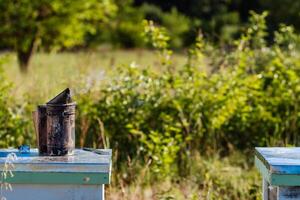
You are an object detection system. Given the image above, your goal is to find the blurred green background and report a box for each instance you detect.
[1,0,300,199]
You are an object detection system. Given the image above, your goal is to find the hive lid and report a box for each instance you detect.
[47,88,73,104]
[0,149,112,185]
[255,147,300,186]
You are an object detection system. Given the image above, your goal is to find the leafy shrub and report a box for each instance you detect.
[141,4,192,48]
[75,12,300,186]
[139,3,163,24]
[159,8,191,48]
[0,56,30,147]
[110,6,145,48]
[104,3,193,49]
[97,0,146,48]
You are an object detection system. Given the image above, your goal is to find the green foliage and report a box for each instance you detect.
[2,0,300,54]
[74,13,300,186]
[0,0,117,70]
[161,8,191,49]
[245,11,269,49]
[92,3,194,49]
[141,5,191,48]
[107,153,261,200]
[188,154,261,200]
[138,130,181,177]
[274,24,300,51]
[105,0,145,48]
[141,4,193,48]
[142,20,172,66]
[39,0,117,49]
[135,0,300,44]
[0,56,30,147]
[138,0,243,43]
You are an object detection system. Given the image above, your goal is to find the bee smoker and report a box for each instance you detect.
[33,88,76,156]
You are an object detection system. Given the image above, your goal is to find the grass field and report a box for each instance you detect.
[106,153,261,200]
[3,49,186,103]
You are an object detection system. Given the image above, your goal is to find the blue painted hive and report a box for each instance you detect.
[0,148,112,185]
[255,147,300,186]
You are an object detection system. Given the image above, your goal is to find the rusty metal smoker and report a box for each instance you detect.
[33,88,76,156]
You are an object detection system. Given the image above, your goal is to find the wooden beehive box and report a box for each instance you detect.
[255,147,300,200]
[0,148,111,200]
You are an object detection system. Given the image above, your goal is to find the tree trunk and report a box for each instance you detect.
[17,50,31,73]
[17,36,36,73]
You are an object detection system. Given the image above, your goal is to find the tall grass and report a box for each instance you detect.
[4,49,186,102]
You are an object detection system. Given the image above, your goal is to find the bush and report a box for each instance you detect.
[0,56,30,147]
[109,6,145,48]
[75,12,300,184]
[141,4,193,48]
[97,3,195,49]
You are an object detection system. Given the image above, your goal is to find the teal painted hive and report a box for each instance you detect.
[0,148,112,200]
[255,147,300,200]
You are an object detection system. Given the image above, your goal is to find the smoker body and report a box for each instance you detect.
[255,147,300,200]
[0,149,111,200]
[46,103,76,156]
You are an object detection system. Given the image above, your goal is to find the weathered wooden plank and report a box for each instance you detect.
[263,178,269,200]
[0,149,111,181]
[0,149,110,164]
[0,163,110,173]
[278,187,300,200]
[5,172,110,185]
[255,156,271,183]
[2,184,104,200]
